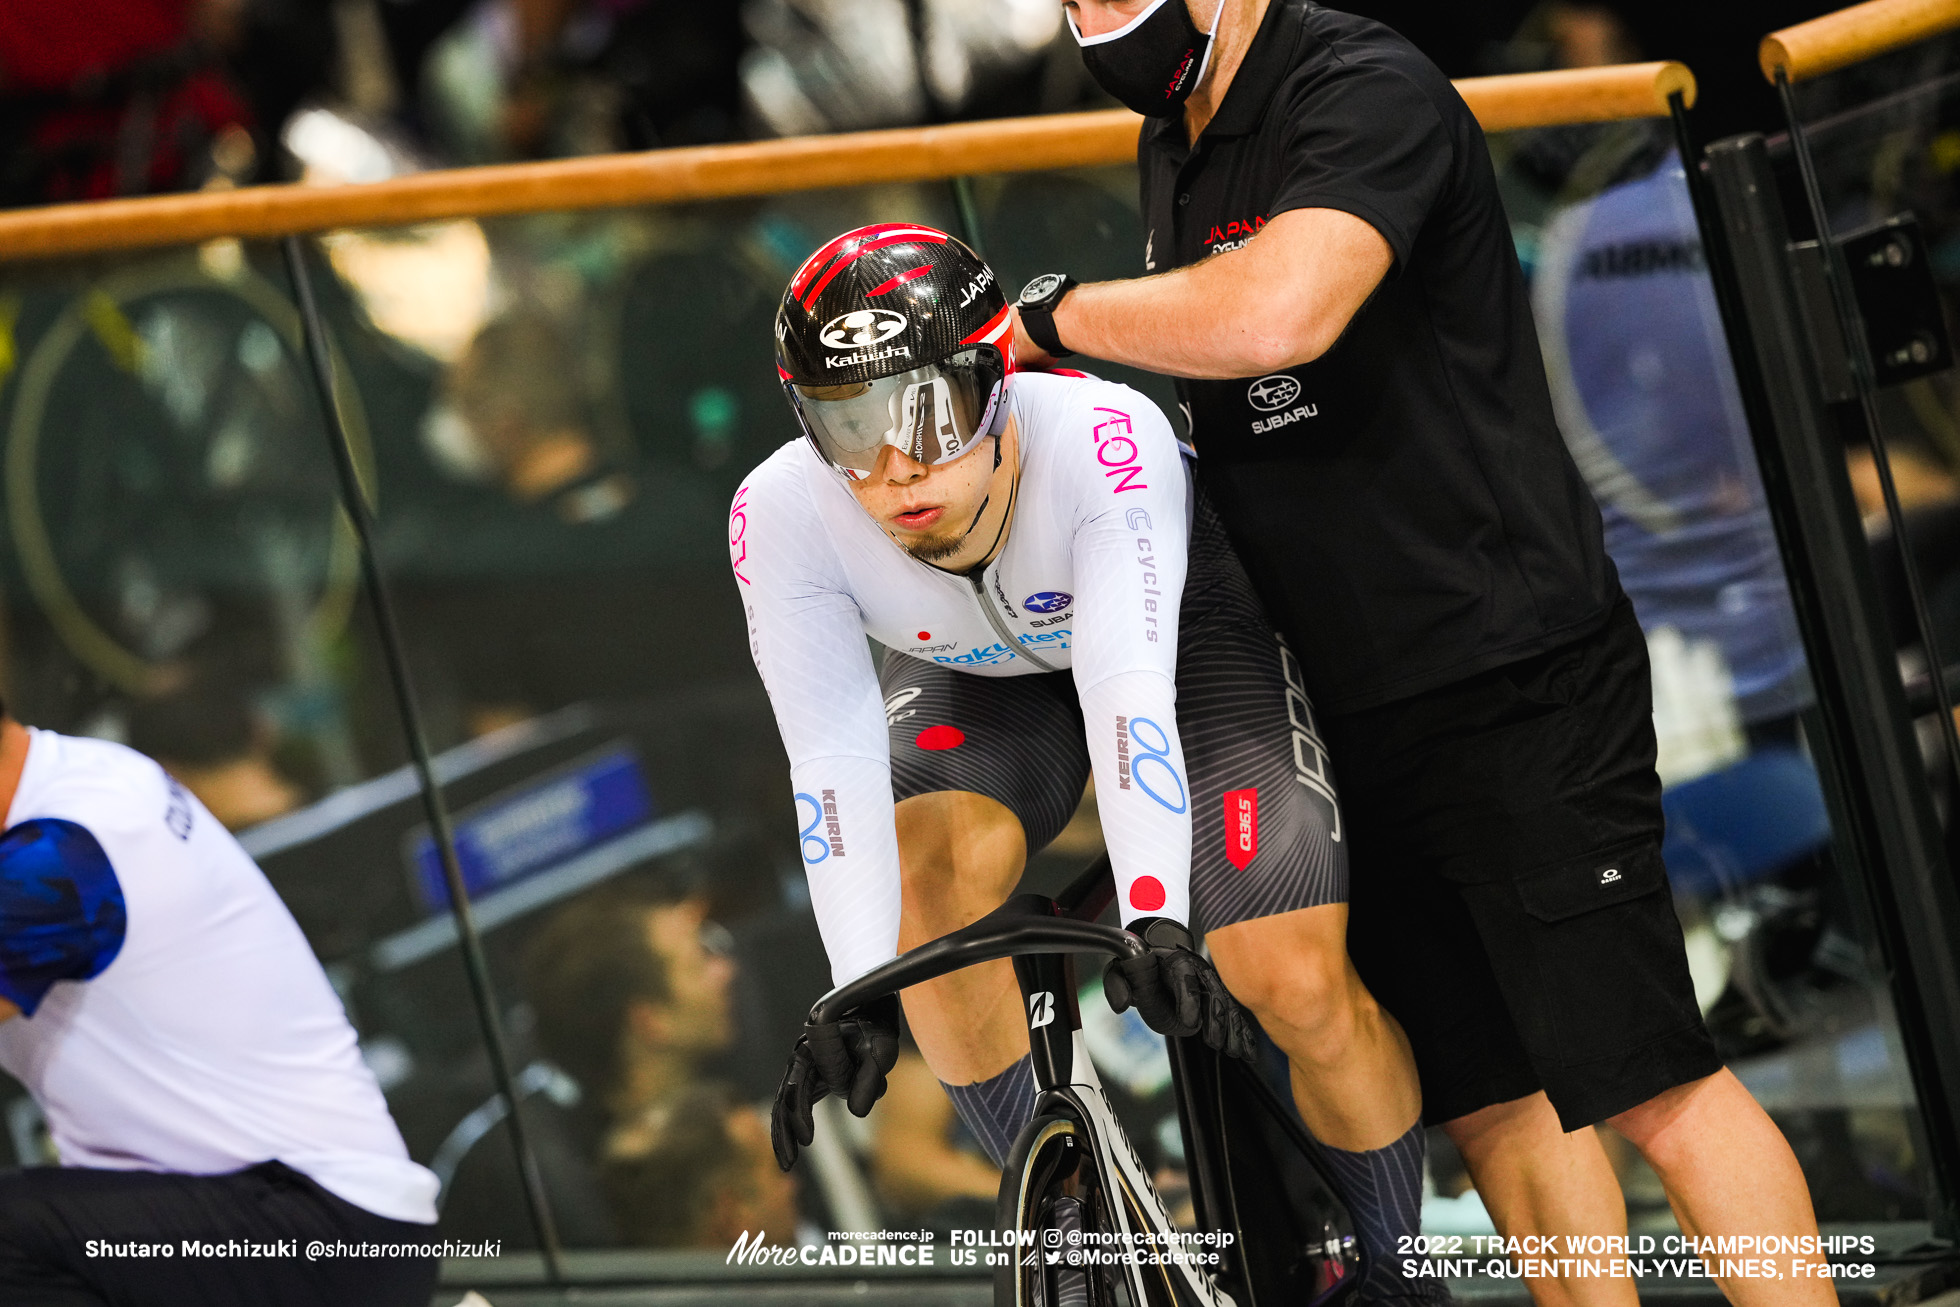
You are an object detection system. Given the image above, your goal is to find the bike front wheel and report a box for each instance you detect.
[996,1111,1124,1307]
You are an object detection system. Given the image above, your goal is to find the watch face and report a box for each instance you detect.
[1019,273,1067,307]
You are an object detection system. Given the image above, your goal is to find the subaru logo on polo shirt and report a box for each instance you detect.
[819,309,908,350]
[1247,373,1302,411]
[1024,591,1073,614]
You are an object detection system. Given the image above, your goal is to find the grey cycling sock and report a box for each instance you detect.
[941,1054,1037,1167]
[1320,1121,1446,1304]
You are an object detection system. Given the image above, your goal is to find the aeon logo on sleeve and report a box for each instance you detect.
[819,309,908,350]
[728,487,753,585]
[1023,591,1073,615]
[1090,408,1147,494]
[1247,374,1301,412]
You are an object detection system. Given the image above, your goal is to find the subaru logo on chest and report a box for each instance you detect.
[1023,591,1073,615]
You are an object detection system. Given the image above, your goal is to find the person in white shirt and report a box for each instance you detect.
[0,709,441,1306]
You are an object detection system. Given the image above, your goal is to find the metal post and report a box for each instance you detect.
[1774,70,1960,794]
[949,175,988,259]
[280,236,567,1278]
[1694,133,1960,1235]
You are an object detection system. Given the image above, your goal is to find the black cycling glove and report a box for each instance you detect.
[770,993,902,1171]
[1103,918,1257,1062]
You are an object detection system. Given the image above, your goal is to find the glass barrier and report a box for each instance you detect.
[0,170,1160,1286]
[0,89,1942,1294]
[1475,117,1937,1240]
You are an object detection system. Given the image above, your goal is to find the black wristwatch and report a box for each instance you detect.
[1016,273,1079,359]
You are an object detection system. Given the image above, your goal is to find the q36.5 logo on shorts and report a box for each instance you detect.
[819,309,908,350]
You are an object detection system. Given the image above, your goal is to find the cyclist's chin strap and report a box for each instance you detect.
[951,431,1018,565]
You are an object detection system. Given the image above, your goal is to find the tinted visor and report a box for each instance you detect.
[789,347,1006,479]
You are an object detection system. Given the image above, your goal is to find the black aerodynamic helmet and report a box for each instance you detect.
[776,223,1014,480]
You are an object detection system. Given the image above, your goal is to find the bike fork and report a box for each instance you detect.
[1013,949,1079,1095]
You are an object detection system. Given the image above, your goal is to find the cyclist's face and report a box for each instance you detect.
[848,418,1015,563]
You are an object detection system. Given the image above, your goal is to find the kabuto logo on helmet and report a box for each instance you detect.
[820,309,909,351]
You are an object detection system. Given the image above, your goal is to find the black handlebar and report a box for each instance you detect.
[808,899,1143,1025]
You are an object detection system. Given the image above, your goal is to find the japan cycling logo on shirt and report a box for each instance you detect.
[1023,591,1073,614]
[1247,373,1302,412]
[819,309,908,350]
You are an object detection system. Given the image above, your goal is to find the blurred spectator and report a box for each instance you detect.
[867,1048,997,1218]
[738,0,1076,138]
[522,884,735,1135]
[434,311,634,522]
[1846,439,1959,523]
[417,0,746,160]
[1536,151,1811,748]
[600,1082,797,1247]
[0,0,255,204]
[126,671,303,830]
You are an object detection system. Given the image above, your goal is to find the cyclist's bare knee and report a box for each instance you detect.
[1207,906,1361,1057]
[895,790,1026,945]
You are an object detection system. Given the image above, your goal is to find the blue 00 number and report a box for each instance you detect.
[1129,717,1186,814]
[794,792,829,864]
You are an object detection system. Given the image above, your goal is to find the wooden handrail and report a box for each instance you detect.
[1761,0,1960,83]
[1459,62,1695,133]
[0,61,1693,263]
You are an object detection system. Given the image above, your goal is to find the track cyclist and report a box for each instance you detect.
[732,223,1438,1303]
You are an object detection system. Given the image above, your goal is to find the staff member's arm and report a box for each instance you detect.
[1016,208,1391,379]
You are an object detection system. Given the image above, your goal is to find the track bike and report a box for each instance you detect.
[803,858,1366,1307]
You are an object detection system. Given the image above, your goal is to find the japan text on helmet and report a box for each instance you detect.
[776,223,1014,480]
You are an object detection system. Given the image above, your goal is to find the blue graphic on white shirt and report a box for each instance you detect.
[1023,591,1073,614]
[0,819,127,1015]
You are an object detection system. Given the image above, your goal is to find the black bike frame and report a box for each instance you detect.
[804,861,1359,1307]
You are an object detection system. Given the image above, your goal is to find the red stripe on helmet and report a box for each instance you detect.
[961,303,1012,346]
[800,227,950,308]
[866,265,933,296]
[777,364,793,381]
[789,224,948,300]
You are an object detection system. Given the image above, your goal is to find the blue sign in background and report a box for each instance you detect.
[411,745,654,912]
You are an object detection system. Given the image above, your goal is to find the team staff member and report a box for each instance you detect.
[0,710,440,1305]
[1016,3,1831,1304]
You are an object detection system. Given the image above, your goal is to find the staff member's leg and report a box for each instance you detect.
[1333,602,1831,1307]
[0,1161,439,1307]
[1172,496,1429,1301]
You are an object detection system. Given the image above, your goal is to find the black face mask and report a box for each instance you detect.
[1071,0,1222,119]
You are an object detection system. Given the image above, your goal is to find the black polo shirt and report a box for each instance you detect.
[1139,0,1619,714]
